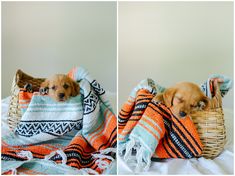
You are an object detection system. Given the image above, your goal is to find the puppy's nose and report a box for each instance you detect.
[58,93,65,99]
[179,111,187,117]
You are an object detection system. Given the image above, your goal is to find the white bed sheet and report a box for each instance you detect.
[117,108,234,175]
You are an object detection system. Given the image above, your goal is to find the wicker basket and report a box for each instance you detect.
[190,83,226,159]
[7,72,227,158]
[7,69,45,130]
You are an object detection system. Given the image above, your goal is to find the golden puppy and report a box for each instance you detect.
[40,74,80,102]
[154,82,209,118]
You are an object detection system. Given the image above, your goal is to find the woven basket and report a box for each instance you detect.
[190,83,226,159]
[7,69,45,130]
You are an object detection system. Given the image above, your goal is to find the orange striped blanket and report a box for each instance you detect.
[118,79,203,172]
[2,67,117,175]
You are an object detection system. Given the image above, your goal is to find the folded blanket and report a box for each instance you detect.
[201,74,232,98]
[118,76,232,172]
[2,67,117,174]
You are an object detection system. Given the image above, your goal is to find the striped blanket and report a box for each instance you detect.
[2,67,117,174]
[118,76,232,172]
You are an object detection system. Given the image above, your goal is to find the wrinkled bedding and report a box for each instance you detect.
[118,108,234,175]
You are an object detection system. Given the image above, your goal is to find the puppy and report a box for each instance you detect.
[40,74,80,102]
[153,82,209,118]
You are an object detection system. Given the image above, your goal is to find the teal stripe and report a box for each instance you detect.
[29,104,81,107]
[133,124,159,151]
[118,134,129,140]
[28,106,82,110]
[28,110,83,112]
[28,107,83,110]
[32,95,82,105]
[100,103,115,116]
[138,120,162,140]
[84,113,105,138]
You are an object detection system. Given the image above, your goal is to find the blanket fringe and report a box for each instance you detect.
[118,142,126,156]
[123,138,151,172]
[136,145,151,172]
[79,168,99,175]
[17,150,33,161]
[92,147,116,170]
[44,149,67,165]
[8,151,33,175]
[98,147,116,155]
[124,138,135,162]
[11,168,17,175]
[43,147,116,173]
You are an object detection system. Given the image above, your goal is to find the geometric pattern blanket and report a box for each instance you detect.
[2,67,117,174]
[118,75,232,172]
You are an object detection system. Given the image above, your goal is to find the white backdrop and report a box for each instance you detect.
[119,2,233,109]
[2,2,117,98]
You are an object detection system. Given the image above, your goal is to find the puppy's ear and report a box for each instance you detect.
[70,80,80,97]
[40,79,50,88]
[198,96,210,110]
[153,93,164,102]
[163,88,176,107]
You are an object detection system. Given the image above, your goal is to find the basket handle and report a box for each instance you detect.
[209,79,223,109]
[15,69,35,84]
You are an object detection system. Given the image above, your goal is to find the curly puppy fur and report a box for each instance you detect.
[40,74,80,102]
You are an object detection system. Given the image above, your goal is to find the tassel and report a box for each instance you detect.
[99,147,116,155]
[92,148,116,170]
[80,168,99,175]
[11,168,17,175]
[135,146,151,172]
[17,150,33,160]
[44,149,67,165]
[124,138,136,162]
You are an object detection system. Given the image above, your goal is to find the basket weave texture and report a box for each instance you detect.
[7,69,45,130]
[190,83,226,159]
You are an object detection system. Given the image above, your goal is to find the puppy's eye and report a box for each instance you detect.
[51,85,56,90]
[63,84,69,89]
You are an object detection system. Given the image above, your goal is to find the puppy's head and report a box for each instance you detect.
[40,74,80,102]
[161,82,209,118]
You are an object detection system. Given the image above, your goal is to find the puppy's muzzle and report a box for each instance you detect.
[58,93,65,99]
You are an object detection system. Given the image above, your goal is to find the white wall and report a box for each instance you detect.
[119,2,233,109]
[2,2,117,98]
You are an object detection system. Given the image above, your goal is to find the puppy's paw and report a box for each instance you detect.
[39,87,49,95]
[24,83,33,93]
[198,100,210,110]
